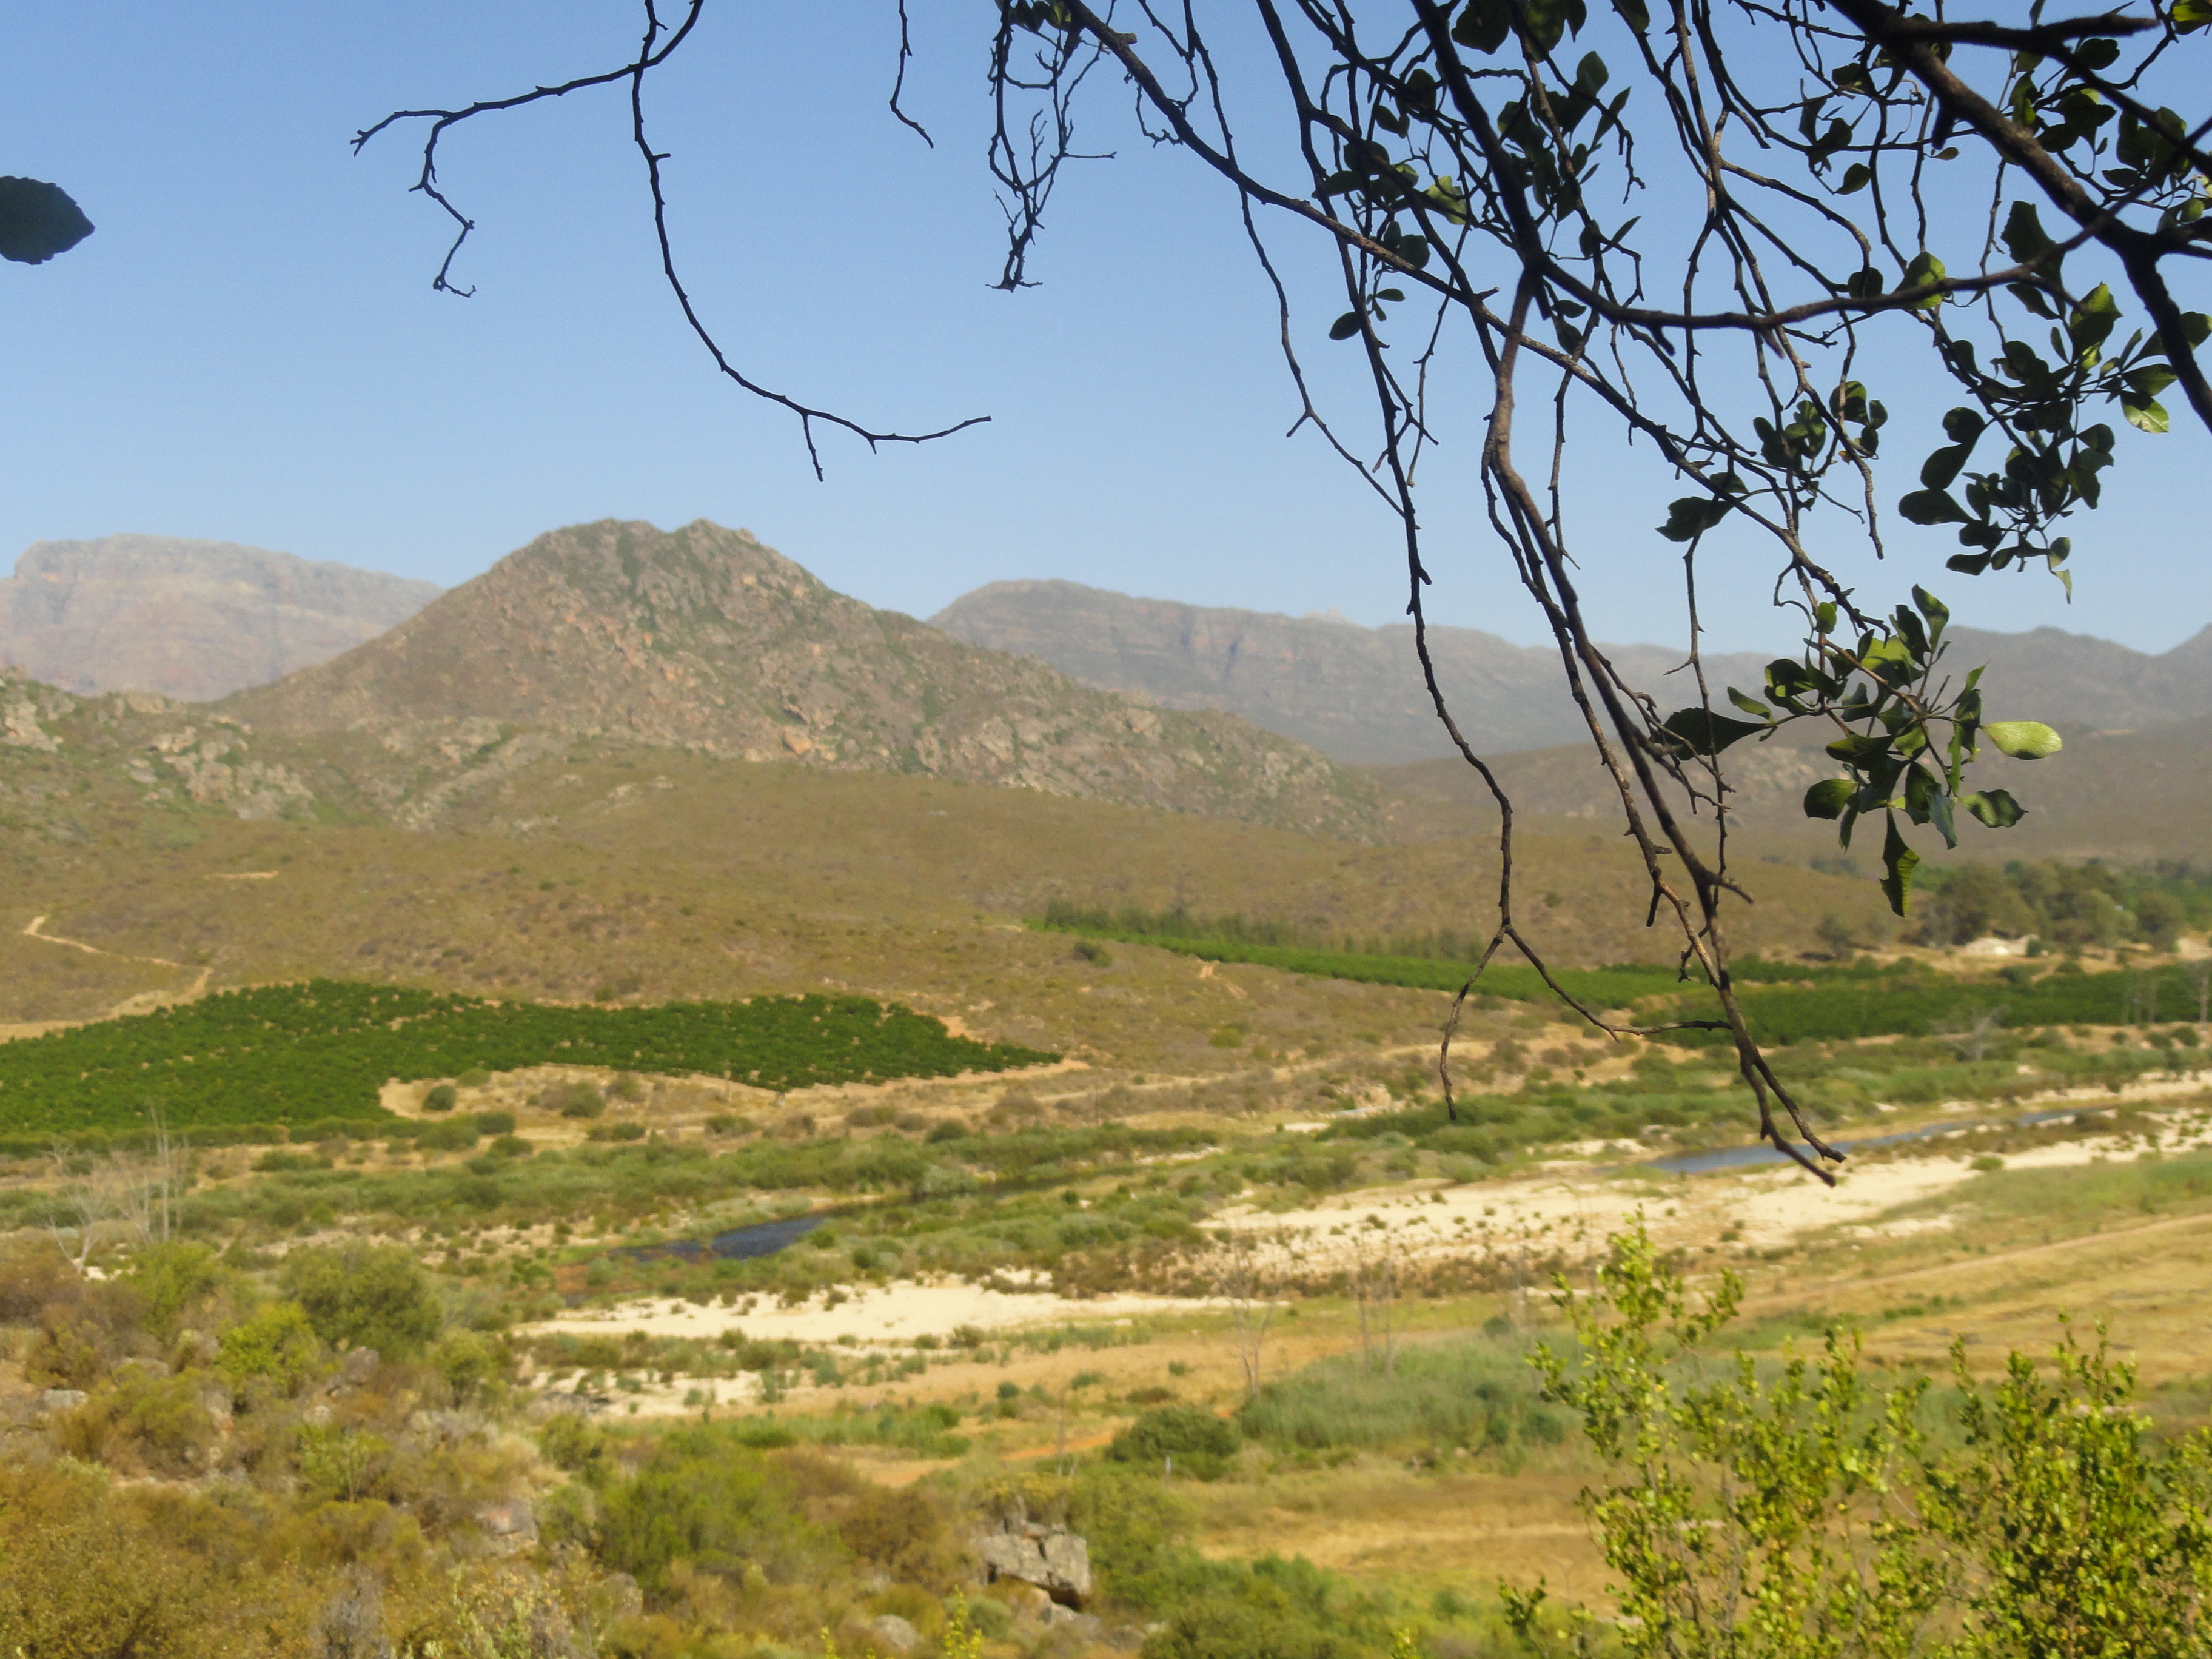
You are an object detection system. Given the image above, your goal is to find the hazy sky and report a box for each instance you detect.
[4,3,2206,654]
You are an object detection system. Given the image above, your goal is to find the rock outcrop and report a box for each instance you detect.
[974,1511,1093,1607]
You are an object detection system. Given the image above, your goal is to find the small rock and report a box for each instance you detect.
[38,1389,87,1416]
[475,1500,539,1555]
[601,1572,643,1620]
[1001,1584,1053,1621]
[867,1615,919,1654]
[1041,1607,1103,1642]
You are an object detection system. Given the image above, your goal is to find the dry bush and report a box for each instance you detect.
[0,1235,75,1324]
[50,1369,221,1477]
[985,1090,1043,1127]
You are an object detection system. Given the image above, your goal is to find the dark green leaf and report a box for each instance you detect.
[1898,489,1970,526]
[1612,0,1651,31]
[1329,311,1365,341]
[2001,201,2060,275]
[1960,788,2026,828]
[1825,732,1892,765]
[0,176,94,265]
[1838,163,1871,195]
[1803,779,1853,820]
[1661,708,1767,756]
[2068,283,2120,354]
[1724,686,1770,717]
[1452,0,1513,53]
[1657,495,1732,542]
[1911,586,1949,638]
[1880,815,1922,917]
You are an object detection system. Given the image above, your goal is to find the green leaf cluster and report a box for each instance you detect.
[1662,589,2056,916]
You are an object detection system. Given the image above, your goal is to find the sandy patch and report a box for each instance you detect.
[527,1278,1225,1347]
[1207,1107,2212,1273]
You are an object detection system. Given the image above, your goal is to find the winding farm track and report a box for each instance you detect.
[19,914,212,1007]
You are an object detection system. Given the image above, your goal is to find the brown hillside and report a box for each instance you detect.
[221,520,1376,840]
[1369,714,2212,866]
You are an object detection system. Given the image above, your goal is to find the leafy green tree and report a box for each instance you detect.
[1925,1330,2212,1658]
[1527,1223,2212,1656]
[279,1241,441,1357]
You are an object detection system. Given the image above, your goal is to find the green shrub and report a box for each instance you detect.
[432,1330,498,1401]
[1238,1338,1567,1458]
[417,1119,478,1153]
[457,1068,492,1087]
[596,1429,845,1595]
[549,1082,606,1119]
[121,1242,225,1341]
[215,1301,321,1393]
[1530,1222,2212,1658]
[1107,1406,1241,1480]
[472,1110,516,1136]
[422,1084,458,1114]
[279,1242,441,1357]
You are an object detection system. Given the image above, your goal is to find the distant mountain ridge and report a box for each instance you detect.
[0,534,440,701]
[219,520,1377,840]
[931,578,2212,763]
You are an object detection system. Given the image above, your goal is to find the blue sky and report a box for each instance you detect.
[3,2,2205,655]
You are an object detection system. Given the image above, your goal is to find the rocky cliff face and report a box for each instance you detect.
[931,579,2212,763]
[0,535,441,701]
[220,520,1377,840]
[929,578,1773,763]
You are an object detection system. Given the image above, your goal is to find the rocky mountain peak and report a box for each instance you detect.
[221,520,1378,839]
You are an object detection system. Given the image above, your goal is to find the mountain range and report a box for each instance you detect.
[930,578,2212,763]
[0,521,1373,843]
[0,534,440,702]
[4,520,2208,868]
